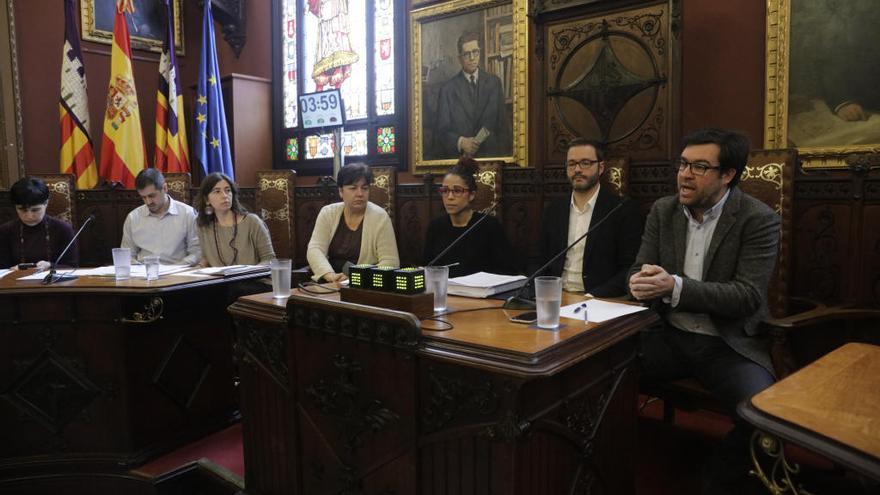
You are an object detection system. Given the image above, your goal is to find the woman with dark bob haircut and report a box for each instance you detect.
[195,172,275,266]
[0,177,78,270]
[423,158,515,277]
[307,162,399,283]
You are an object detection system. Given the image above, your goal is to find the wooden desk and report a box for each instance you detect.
[738,342,880,489]
[0,269,265,483]
[229,289,657,495]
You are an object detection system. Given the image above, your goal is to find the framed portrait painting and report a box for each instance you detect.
[81,0,185,55]
[765,0,880,168]
[410,0,528,172]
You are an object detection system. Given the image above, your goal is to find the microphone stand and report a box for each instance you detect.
[426,202,499,267]
[42,215,94,285]
[502,201,626,309]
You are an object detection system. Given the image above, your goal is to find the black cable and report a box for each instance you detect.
[419,304,506,332]
[297,281,341,294]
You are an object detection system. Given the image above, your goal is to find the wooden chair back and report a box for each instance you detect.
[256,170,297,260]
[163,173,192,205]
[33,174,76,226]
[471,162,503,220]
[370,166,396,220]
[738,149,796,319]
[602,156,629,198]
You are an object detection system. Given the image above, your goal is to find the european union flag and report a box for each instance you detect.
[194,0,234,179]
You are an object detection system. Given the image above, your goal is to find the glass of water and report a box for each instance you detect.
[535,276,562,329]
[270,258,292,299]
[143,255,160,281]
[111,247,131,281]
[425,265,449,312]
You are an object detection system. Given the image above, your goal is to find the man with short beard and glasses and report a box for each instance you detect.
[629,128,780,495]
[537,138,643,297]
[121,168,201,265]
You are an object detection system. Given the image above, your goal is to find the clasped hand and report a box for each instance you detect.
[629,264,674,301]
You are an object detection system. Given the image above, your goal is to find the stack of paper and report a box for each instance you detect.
[193,265,270,277]
[447,272,527,298]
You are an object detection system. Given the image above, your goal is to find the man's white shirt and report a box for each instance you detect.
[120,197,201,265]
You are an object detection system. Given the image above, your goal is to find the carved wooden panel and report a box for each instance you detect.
[33,174,75,226]
[739,149,796,318]
[473,162,503,219]
[163,173,192,205]
[544,0,680,164]
[370,166,397,221]
[256,170,297,260]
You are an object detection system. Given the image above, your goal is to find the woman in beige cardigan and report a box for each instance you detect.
[307,163,400,282]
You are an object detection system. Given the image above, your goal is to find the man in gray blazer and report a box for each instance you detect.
[628,128,780,495]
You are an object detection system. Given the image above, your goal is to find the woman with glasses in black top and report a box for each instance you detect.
[423,158,516,278]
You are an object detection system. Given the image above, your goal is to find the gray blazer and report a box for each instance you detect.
[629,187,781,374]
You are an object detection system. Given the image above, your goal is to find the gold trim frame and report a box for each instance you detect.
[764,0,880,169]
[410,0,528,172]
[81,0,185,56]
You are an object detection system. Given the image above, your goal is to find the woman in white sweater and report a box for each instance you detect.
[307,163,400,282]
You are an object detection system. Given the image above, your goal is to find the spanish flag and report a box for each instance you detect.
[99,0,146,188]
[154,0,189,173]
[59,0,97,189]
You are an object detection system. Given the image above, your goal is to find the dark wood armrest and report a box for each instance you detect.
[763,297,880,378]
[764,299,878,330]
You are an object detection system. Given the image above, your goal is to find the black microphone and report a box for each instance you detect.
[42,214,95,285]
[502,200,627,309]
[426,202,499,267]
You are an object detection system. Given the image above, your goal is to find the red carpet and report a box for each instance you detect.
[134,424,245,479]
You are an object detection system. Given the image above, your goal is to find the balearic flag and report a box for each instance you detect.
[99,0,146,188]
[59,0,98,189]
[194,0,234,179]
[154,0,189,173]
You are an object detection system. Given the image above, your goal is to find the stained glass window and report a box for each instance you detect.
[303,130,368,160]
[285,138,298,160]
[274,0,400,171]
[302,0,367,120]
[342,130,368,156]
[374,0,395,116]
[304,133,336,160]
[377,126,395,154]
[281,0,298,128]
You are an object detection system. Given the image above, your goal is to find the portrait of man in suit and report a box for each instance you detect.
[433,31,511,159]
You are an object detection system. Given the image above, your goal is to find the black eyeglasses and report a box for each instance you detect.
[566,159,600,170]
[676,158,722,176]
[438,186,471,196]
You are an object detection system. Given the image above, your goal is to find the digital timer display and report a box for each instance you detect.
[298,89,345,130]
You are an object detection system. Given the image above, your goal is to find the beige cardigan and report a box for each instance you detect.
[307,201,400,281]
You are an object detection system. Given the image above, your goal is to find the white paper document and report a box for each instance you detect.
[447,272,527,298]
[15,264,192,280]
[560,298,648,323]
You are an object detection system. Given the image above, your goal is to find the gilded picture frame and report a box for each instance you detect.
[81,0,185,56]
[764,0,880,169]
[410,0,528,172]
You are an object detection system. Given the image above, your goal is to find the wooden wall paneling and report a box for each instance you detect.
[396,182,431,267]
[540,0,681,168]
[233,303,298,495]
[221,75,273,189]
[75,189,140,267]
[503,167,541,272]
